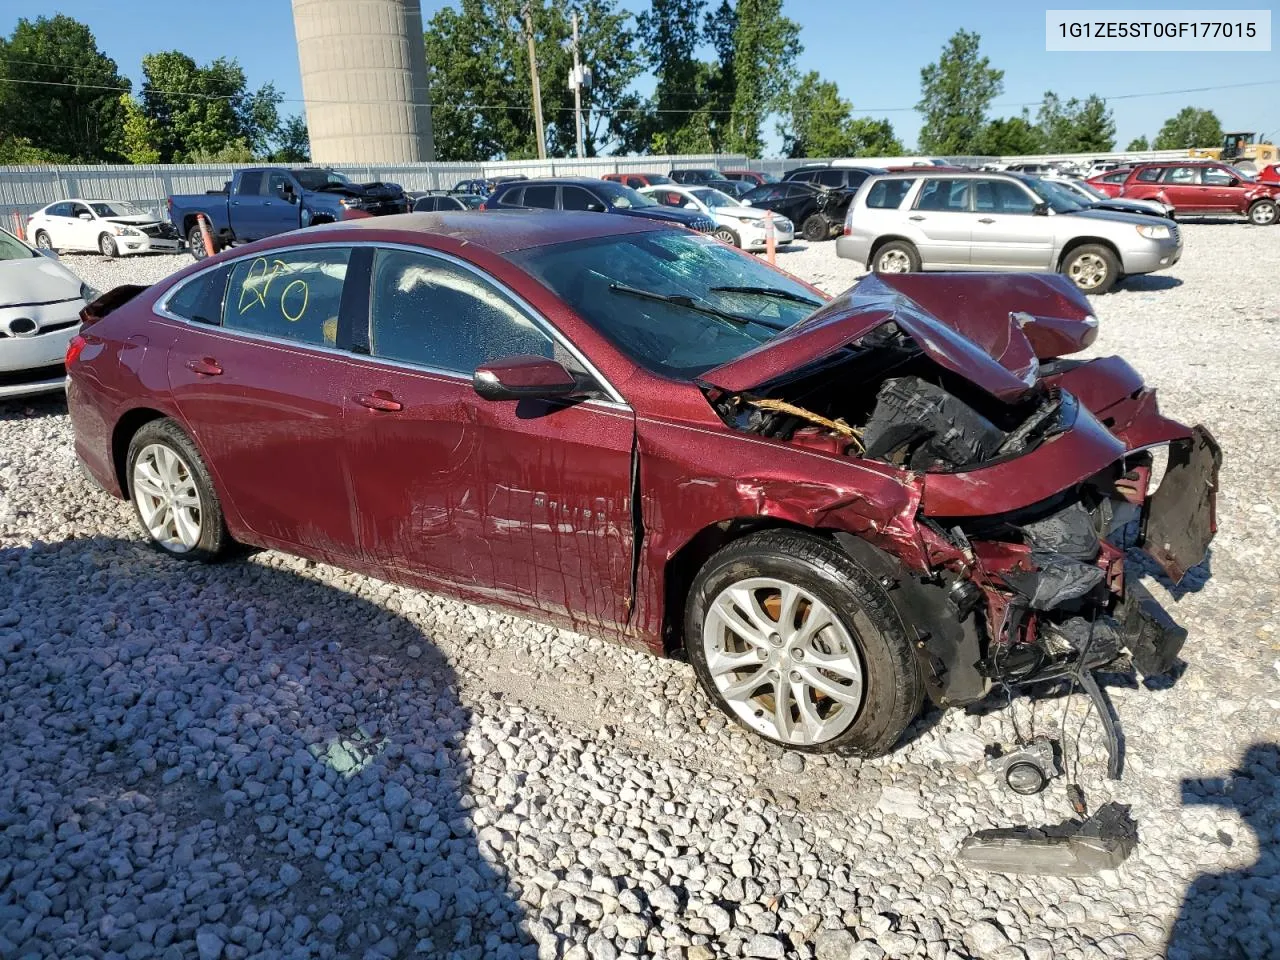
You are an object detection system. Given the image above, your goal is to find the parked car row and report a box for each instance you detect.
[56,208,1218,763]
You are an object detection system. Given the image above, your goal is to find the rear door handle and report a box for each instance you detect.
[355,390,403,412]
[978,217,996,224]
[909,215,926,221]
[186,357,222,376]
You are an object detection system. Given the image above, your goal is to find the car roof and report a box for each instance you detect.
[492,177,616,188]
[303,209,667,254]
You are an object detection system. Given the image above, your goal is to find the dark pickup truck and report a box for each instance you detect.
[167,167,410,259]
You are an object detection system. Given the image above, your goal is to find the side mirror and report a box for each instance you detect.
[1032,201,1050,216]
[473,356,580,402]
[585,202,606,213]
[78,213,93,220]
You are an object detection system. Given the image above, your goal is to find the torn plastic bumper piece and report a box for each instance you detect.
[1118,577,1187,677]
[957,802,1137,876]
[1142,425,1221,583]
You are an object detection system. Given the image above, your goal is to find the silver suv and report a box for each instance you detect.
[837,171,1183,294]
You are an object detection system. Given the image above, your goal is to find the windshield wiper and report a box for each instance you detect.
[608,283,787,331]
[710,285,822,307]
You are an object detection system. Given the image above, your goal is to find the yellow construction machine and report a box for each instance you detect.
[1189,132,1277,175]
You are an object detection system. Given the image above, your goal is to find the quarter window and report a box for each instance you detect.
[368,249,554,374]
[166,265,231,326]
[224,248,350,346]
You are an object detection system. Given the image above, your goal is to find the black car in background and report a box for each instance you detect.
[740,180,854,242]
[782,164,886,192]
[481,177,718,233]
[412,193,485,212]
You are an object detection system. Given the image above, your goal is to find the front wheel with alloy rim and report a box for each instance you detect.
[713,226,740,247]
[1248,199,1277,226]
[99,233,118,258]
[187,224,213,260]
[127,419,230,562]
[1060,243,1120,294]
[686,530,923,757]
[872,240,920,274]
[34,230,53,251]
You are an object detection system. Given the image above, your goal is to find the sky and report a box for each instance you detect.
[4,0,1278,155]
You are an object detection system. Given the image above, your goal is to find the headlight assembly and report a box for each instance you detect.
[1136,224,1170,240]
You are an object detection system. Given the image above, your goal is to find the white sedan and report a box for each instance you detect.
[638,184,794,251]
[0,228,93,399]
[26,199,183,258]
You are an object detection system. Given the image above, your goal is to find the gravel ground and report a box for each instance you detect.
[2,229,1277,960]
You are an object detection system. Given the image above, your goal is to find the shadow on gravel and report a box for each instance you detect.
[1118,275,1184,293]
[0,394,68,422]
[0,535,528,960]
[1168,743,1280,960]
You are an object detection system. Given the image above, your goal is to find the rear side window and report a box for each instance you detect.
[865,179,914,209]
[224,248,351,347]
[916,179,970,211]
[1136,168,1162,182]
[238,171,265,195]
[523,185,557,209]
[625,177,645,189]
[1162,166,1201,184]
[368,249,554,374]
[493,186,523,207]
[815,170,845,187]
[47,202,74,217]
[165,265,231,326]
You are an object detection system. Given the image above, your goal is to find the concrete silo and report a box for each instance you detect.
[292,0,435,163]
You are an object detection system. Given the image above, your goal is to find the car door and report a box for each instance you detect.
[909,178,973,267]
[1160,166,1208,213]
[561,185,605,213]
[69,202,101,251]
[1200,165,1242,213]
[41,202,81,250]
[968,179,1055,269]
[344,246,637,634]
[164,244,369,563]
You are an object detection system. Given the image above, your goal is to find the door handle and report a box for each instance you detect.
[186,357,222,376]
[355,391,403,412]
[978,217,996,224]
[909,215,926,221]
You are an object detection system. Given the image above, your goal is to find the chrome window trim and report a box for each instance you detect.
[154,239,628,406]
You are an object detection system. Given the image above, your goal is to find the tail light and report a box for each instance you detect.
[65,334,87,366]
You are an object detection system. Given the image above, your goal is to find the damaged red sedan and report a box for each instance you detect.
[67,212,1220,758]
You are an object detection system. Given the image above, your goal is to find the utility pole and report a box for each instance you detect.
[570,10,584,159]
[522,2,547,159]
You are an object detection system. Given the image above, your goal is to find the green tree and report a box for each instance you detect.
[119,93,161,163]
[1153,107,1223,149]
[0,14,129,161]
[916,29,1004,155]
[780,72,900,158]
[187,139,256,163]
[270,115,311,163]
[1036,91,1114,152]
[724,0,801,155]
[139,52,280,162]
[975,112,1043,156]
[1127,134,1150,151]
[0,136,66,164]
[636,0,712,153]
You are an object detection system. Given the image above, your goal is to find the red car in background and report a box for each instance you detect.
[1084,167,1133,197]
[721,170,778,186]
[601,171,674,190]
[1091,161,1279,225]
[1257,164,1280,184]
[67,212,1218,761]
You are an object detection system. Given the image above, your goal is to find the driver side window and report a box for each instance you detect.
[368,249,556,375]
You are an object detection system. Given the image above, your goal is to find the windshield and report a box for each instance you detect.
[90,201,146,218]
[595,180,658,209]
[690,187,740,209]
[291,169,354,190]
[0,227,37,261]
[1025,177,1087,213]
[511,230,821,379]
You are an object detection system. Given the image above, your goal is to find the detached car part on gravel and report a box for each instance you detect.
[65,213,1219,763]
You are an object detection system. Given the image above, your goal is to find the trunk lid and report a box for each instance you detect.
[698,273,1098,402]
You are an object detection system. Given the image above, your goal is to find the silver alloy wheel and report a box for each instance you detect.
[702,576,864,746]
[1251,202,1277,225]
[1068,252,1108,289]
[714,227,738,246]
[877,249,911,273]
[100,233,117,257]
[34,231,52,249]
[132,443,203,553]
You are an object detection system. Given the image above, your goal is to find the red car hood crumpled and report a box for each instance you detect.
[698,273,1099,402]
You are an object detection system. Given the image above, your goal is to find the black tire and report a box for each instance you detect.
[871,240,921,274]
[188,224,212,261]
[685,530,923,757]
[1247,199,1277,226]
[99,233,118,258]
[1060,243,1120,294]
[126,419,231,563]
[713,226,740,247]
[33,230,53,251]
[801,214,830,242]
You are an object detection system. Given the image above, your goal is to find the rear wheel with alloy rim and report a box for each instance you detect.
[1061,243,1119,294]
[127,419,230,562]
[713,226,740,246]
[872,240,920,274]
[99,233,118,258]
[686,530,923,756]
[1248,199,1277,226]
[34,230,53,251]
